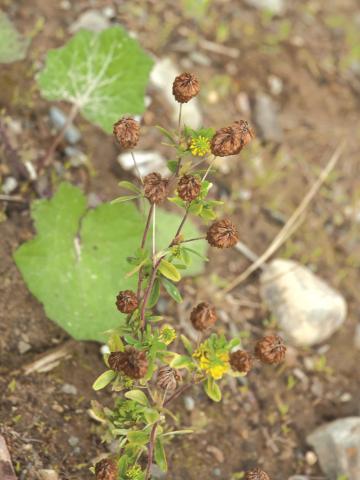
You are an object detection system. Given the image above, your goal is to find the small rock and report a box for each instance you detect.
[150,57,203,129]
[64,147,87,167]
[340,392,352,403]
[268,75,283,95]
[305,450,317,466]
[206,445,224,463]
[184,396,195,412]
[212,467,222,477]
[260,259,347,346]
[68,436,79,448]
[18,340,31,354]
[253,93,283,143]
[49,107,81,144]
[354,324,360,350]
[307,417,360,480]
[2,176,18,194]
[117,151,167,177]
[61,384,77,395]
[38,470,59,480]
[245,0,285,14]
[69,10,110,33]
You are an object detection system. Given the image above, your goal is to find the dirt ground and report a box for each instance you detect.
[1,0,360,479]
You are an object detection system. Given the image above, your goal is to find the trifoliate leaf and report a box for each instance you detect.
[0,11,29,63]
[37,26,153,133]
[14,183,206,342]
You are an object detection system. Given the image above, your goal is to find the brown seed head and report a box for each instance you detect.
[206,218,239,249]
[113,117,140,150]
[108,347,148,379]
[156,366,181,391]
[230,350,253,374]
[211,120,253,157]
[245,467,270,480]
[116,290,138,314]
[177,174,201,202]
[95,458,117,480]
[190,302,217,331]
[172,72,200,103]
[233,119,254,148]
[143,172,169,204]
[255,335,286,365]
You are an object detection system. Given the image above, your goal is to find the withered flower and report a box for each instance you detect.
[229,350,253,374]
[108,347,148,379]
[244,467,270,480]
[177,174,201,202]
[95,458,117,480]
[156,366,181,391]
[255,335,286,365]
[172,72,200,103]
[210,120,253,157]
[116,290,138,314]
[190,302,217,331]
[113,117,140,150]
[143,172,169,204]
[206,218,239,249]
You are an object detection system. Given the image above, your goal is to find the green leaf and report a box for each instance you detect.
[167,160,179,173]
[92,370,117,390]
[111,194,140,204]
[118,181,142,194]
[148,278,160,308]
[143,408,160,424]
[155,437,168,472]
[37,27,153,133]
[170,355,193,369]
[161,277,183,303]
[157,126,176,144]
[204,377,222,402]
[124,389,149,406]
[108,333,124,352]
[14,183,206,341]
[158,260,181,282]
[180,334,193,355]
[127,430,149,446]
[0,11,29,63]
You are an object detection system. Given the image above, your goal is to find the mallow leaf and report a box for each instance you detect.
[37,26,153,133]
[0,11,29,63]
[14,183,206,342]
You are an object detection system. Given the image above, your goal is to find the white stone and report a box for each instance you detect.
[117,151,167,177]
[253,93,283,143]
[69,10,110,33]
[150,58,202,129]
[307,417,360,480]
[260,259,347,346]
[245,0,285,14]
[2,177,18,194]
[38,470,59,480]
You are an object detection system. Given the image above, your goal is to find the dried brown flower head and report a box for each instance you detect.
[206,218,239,248]
[244,467,270,480]
[230,350,253,374]
[156,366,181,391]
[143,172,169,204]
[177,174,201,202]
[210,120,253,157]
[190,302,217,331]
[113,117,140,150]
[233,119,254,148]
[255,335,286,365]
[95,458,117,480]
[172,72,200,103]
[116,290,138,314]
[108,347,148,379]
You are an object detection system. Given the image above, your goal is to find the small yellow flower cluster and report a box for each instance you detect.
[190,136,211,157]
[126,464,143,480]
[159,325,177,345]
[193,344,230,380]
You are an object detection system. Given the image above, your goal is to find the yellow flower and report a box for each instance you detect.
[190,136,211,157]
[193,346,230,380]
[159,325,177,345]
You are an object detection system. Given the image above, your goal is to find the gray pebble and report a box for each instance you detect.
[61,384,78,395]
[184,396,195,412]
[68,436,79,447]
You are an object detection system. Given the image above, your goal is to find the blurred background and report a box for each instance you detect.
[0,0,359,479]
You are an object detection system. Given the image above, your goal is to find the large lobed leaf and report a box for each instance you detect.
[0,11,29,63]
[37,26,154,133]
[14,183,206,342]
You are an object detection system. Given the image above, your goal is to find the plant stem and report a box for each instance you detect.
[163,383,192,407]
[202,155,217,182]
[131,151,143,184]
[180,236,206,244]
[137,203,154,299]
[40,104,79,170]
[144,422,159,480]
[140,258,161,330]
[174,206,189,239]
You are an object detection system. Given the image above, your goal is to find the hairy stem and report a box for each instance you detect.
[144,422,159,480]
[137,204,155,300]
[131,151,143,184]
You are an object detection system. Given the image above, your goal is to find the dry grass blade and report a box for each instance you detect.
[224,142,345,293]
